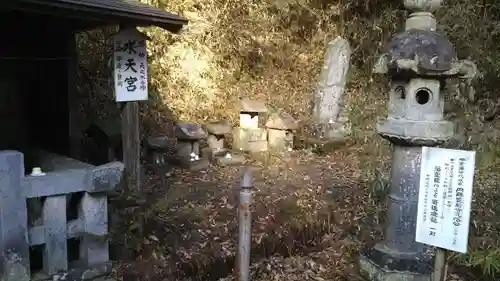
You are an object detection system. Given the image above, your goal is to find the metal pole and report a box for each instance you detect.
[236,169,253,281]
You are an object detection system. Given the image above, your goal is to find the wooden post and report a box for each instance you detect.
[433,248,448,281]
[121,102,141,190]
[67,31,81,159]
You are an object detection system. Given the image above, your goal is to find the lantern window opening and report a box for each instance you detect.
[415,87,432,105]
[395,85,406,99]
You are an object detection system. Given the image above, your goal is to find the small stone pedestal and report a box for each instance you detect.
[234,98,268,153]
[266,112,298,153]
[174,123,209,171]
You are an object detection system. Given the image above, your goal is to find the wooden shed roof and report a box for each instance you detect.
[6,0,188,32]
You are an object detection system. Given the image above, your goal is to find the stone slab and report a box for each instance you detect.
[174,123,208,140]
[239,98,267,113]
[215,153,246,166]
[205,120,232,135]
[180,158,210,171]
[304,136,350,154]
[266,112,298,130]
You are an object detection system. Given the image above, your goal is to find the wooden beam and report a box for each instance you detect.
[121,102,141,190]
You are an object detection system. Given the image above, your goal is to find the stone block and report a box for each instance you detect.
[240,112,260,129]
[177,140,200,161]
[268,129,294,151]
[239,99,267,129]
[207,134,225,152]
[233,127,268,152]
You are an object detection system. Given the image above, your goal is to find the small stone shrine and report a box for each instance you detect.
[266,112,298,152]
[206,120,232,155]
[84,117,122,165]
[174,122,209,170]
[234,98,268,152]
[205,120,245,166]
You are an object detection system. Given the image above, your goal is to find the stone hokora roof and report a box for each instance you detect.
[174,123,208,140]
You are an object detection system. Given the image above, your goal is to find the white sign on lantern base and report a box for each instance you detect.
[113,27,149,102]
[415,146,476,254]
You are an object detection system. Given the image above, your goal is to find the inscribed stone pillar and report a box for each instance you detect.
[311,36,351,140]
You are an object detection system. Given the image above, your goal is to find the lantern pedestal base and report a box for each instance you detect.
[359,245,433,281]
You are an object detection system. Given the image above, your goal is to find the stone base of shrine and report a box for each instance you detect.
[359,246,434,281]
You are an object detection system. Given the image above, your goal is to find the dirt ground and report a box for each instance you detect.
[109,146,482,281]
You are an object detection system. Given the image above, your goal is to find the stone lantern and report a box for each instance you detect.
[358,0,476,280]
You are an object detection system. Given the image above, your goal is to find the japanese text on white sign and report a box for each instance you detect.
[416,147,476,253]
[113,28,148,102]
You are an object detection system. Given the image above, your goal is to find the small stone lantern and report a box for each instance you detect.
[358,1,477,281]
[234,98,268,152]
[266,112,298,152]
[174,122,209,171]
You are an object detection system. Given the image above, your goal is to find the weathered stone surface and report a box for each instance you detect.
[268,129,294,151]
[312,36,351,124]
[181,158,210,171]
[385,29,456,73]
[43,195,68,275]
[147,136,171,149]
[176,141,199,160]
[265,112,298,130]
[215,152,246,166]
[207,134,225,151]
[205,120,231,135]
[233,127,267,152]
[0,151,31,281]
[239,98,267,113]
[359,246,433,281]
[174,123,207,140]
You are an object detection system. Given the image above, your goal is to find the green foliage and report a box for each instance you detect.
[451,247,500,278]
